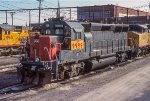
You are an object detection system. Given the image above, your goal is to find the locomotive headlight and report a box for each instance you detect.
[35,57,40,62]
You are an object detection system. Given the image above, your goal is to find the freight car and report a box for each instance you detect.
[17,18,134,85]
[0,24,29,55]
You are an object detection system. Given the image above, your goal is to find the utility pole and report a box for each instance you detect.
[69,8,71,20]
[29,10,31,28]
[36,0,44,24]
[29,10,31,37]
[57,0,60,18]
[10,12,15,25]
[6,11,8,24]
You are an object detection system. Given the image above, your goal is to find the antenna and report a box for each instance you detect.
[57,0,60,18]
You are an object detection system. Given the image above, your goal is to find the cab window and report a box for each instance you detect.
[75,32,81,39]
[5,31,10,35]
[64,27,71,37]
[15,26,22,32]
[55,29,63,35]
[45,29,51,35]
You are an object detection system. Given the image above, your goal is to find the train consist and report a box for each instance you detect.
[17,18,150,85]
[0,24,29,55]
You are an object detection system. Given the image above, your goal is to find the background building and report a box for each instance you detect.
[77,4,150,24]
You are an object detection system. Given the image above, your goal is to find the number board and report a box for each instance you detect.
[71,40,84,50]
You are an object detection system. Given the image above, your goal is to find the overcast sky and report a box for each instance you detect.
[0,0,149,25]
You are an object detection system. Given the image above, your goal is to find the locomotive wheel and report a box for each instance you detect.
[58,66,65,80]
[10,49,14,56]
[59,70,65,80]
[17,68,25,83]
[76,67,82,76]
[64,71,71,79]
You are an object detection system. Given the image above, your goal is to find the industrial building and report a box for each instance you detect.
[77,4,150,24]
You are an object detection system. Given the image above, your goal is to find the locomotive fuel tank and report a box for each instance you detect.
[91,56,116,70]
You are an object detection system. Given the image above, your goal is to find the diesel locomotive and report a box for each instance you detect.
[128,24,150,56]
[0,24,29,55]
[17,18,150,85]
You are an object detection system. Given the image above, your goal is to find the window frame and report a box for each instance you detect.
[75,32,82,40]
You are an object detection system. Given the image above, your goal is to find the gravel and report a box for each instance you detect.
[0,56,19,89]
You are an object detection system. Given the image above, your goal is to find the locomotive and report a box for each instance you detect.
[0,24,29,55]
[17,18,138,85]
[128,24,150,56]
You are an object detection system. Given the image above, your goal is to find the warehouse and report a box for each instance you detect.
[77,4,150,24]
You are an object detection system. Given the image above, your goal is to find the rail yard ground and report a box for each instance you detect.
[0,56,19,89]
[0,56,149,101]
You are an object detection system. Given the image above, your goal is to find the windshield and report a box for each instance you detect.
[45,29,51,35]
[55,29,63,35]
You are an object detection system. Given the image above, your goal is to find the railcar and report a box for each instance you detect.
[0,24,29,55]
[128,24,150,56]
[17,18,132,85]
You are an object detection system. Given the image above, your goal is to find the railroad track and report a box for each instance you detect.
[0,55,20,59]
[0,64,17,72]
[0,54,148,95]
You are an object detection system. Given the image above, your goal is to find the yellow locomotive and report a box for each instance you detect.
[128,24,150,56]
[0,24,29,55]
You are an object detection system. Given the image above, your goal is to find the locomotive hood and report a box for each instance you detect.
[30,35,61,62]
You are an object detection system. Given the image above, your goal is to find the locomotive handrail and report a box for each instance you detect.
[55,43,63,63]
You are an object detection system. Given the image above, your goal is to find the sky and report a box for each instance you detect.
[0,0,149,25]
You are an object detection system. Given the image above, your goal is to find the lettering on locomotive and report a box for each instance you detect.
[71,40,84,50]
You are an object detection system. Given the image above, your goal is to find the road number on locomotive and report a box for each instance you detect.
[71,40,84,50]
